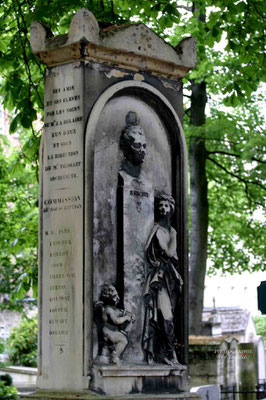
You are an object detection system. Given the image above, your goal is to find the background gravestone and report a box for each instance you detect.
[191,385,220,400]
[28,7,201,399]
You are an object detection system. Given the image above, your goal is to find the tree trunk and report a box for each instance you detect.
[189,80,208,335]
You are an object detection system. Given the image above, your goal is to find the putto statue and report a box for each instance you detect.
[94,284,134,366]
[119,111,147,183]
[142,193,183,366]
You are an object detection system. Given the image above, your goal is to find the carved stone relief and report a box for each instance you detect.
[93,96,171,363]
[94,284,134,366]
[119,111,148,186]
[143,193,183,366]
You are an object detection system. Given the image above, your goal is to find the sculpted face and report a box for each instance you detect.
[128,128,147,165]
[100,284,120,306]
[158,200,171,217]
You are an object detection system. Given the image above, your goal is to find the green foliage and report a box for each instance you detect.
[6,316,38,367]
[254,315,266,347]
[0,375,18,400]
[172,0,265,277]
[0,338,5,354]
[184,94,265,275]
[0,374,13,387]
[205,105,265,274]
[0,131,38,311]
[0,0,185,309]
[0,0,265,308]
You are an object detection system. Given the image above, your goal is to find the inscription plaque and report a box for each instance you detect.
[38,63,84,391]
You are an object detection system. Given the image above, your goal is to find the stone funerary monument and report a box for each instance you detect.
[28,8,200,400]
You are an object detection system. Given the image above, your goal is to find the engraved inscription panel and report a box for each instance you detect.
[39,63,84,390]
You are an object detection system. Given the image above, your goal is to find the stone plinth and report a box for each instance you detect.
[23,392,202,400]
[91,364,187,395]
[30,7,196,398]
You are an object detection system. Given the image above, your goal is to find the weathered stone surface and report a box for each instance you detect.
[30,21,53,53]
[37,75,188,394]
[227,339,238,386]
[92,93,172,303]
[30,8,196,78]
[23,392,202,400]
[237,343,257,388]
[92,94,173,365]
[202,307,256,341]
[38,62,86,392]
[90,364,188,396]
[34,7,192,396]
[121,185,154,362]
[175,37,197,69]
[189,337,231,387]
[101,24,197,69]
[0,366,37,393]
[254,336,266,381]
[67,8,99,45]
[191,385,220,400]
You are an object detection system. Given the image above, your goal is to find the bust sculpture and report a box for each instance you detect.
[119,111,148,185]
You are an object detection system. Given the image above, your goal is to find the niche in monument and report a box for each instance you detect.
[86,86,188,393]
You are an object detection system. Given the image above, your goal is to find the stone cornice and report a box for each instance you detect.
[38,42,190,79]
[31,8,197,79]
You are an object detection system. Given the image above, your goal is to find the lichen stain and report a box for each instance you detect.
[133,73,144,81]
[160,78,180,91]
[104,69,128,79]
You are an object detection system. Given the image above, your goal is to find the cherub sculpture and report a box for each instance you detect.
[94,284,134,365]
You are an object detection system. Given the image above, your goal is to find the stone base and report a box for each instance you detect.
[90,364,188,396]
[22,391,202,400]
[22,364,202,399]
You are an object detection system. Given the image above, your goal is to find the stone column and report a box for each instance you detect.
[28,7,200,399]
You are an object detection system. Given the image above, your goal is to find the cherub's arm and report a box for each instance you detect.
[105,306,131,326]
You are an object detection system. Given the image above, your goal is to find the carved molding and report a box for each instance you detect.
[38,42,190,79]
[31,8,197,79]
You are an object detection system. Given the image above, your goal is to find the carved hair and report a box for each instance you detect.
[155,193,175,215]
[120,111,145,151]
[99,284,120,306]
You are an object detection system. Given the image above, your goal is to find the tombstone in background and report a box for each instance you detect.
[254,336,266,382]
[191,385,221,400]
[227,339,238,386]
[189,336,240,388]
[237,343,257,400]
[27,8,201,399]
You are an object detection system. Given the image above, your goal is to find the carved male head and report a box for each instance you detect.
[100,284,120,306]
[120,111,146,166]
[155,193,175,218]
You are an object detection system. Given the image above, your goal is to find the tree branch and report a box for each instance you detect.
[253,3,264,19]
[176,5,193,12]
[14,0,44,108]
[207,170,221,185]
[207,150,266,164]
[189,135,240,145]
[111,0,115,23]
[207,156,266,190]
[244,182,263,207]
